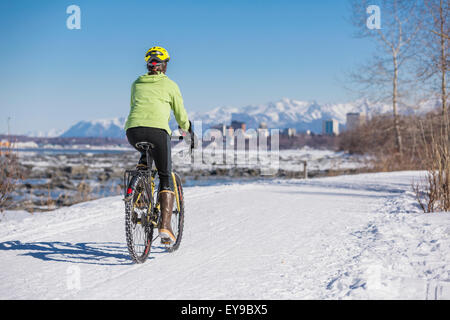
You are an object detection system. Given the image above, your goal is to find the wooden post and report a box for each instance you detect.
[303,161,308,179]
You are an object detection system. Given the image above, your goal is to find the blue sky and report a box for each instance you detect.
[0,0,375,134]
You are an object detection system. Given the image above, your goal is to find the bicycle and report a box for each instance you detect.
[123,141,186,264]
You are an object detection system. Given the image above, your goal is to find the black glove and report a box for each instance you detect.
[178,120,192,133]
[178,120,197,149]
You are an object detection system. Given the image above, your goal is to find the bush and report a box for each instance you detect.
[339,114,423,171]
[340,111,449,212]
[0,140,21,212]
[413,115,449,212]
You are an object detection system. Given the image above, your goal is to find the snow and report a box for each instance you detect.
[11,141,39,149]
[0,171,449,300]
[60,117,126,139]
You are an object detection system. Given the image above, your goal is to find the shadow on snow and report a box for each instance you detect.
[0,241,167,265]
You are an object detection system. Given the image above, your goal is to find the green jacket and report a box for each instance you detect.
[124,73,190,135]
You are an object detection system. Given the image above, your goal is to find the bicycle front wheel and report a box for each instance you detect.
[125,174,153,263]
[166,172,185,252]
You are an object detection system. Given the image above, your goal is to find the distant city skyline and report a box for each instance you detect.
[1,0,376,135]
[35,98,403,138]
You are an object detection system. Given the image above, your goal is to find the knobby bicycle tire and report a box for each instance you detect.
[125,173,153,263]
[166,172,185,252]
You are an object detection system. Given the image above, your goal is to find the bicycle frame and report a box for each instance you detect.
[123,145,182,227]
[123,146,154,199]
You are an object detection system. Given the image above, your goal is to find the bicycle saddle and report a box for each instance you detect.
[135,142,155,150]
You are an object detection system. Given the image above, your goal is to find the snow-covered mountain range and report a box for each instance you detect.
[32,98,438,138]
[60,118,127,139]
[187,98,394,134]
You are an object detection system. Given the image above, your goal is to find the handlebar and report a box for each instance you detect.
[175,122,197,153]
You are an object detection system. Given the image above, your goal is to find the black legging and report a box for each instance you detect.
[126,127,173,192]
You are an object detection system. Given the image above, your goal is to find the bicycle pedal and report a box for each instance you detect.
[161,238,171,245]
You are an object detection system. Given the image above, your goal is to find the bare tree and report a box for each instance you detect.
[348,0,423,154]
[417,0,449,118]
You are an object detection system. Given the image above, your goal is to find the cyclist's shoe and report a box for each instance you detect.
[160,238,172,245]
[158,190,176,244]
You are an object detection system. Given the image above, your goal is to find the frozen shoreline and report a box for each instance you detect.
[5,147,370,212]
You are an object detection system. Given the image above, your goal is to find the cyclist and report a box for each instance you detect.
[125,46,191,244]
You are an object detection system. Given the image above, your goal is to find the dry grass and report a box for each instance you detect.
[340,111,449,213]
[413,115,449,212]
[0,139,21,212]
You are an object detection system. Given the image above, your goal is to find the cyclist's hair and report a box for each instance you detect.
[147,61,167,75]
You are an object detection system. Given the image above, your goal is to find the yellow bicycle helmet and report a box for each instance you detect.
[145,46,170,67]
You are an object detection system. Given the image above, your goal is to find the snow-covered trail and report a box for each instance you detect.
[1,171,449,299]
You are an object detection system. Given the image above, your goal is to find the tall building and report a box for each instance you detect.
[322,119,339,136]
[231,120,246,132]
[282,128,297,137]
[258,122,269,137]
[346,113,366,131]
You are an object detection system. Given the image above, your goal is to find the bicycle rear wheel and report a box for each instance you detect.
[165,172,185,252]
[125,174,153,263]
